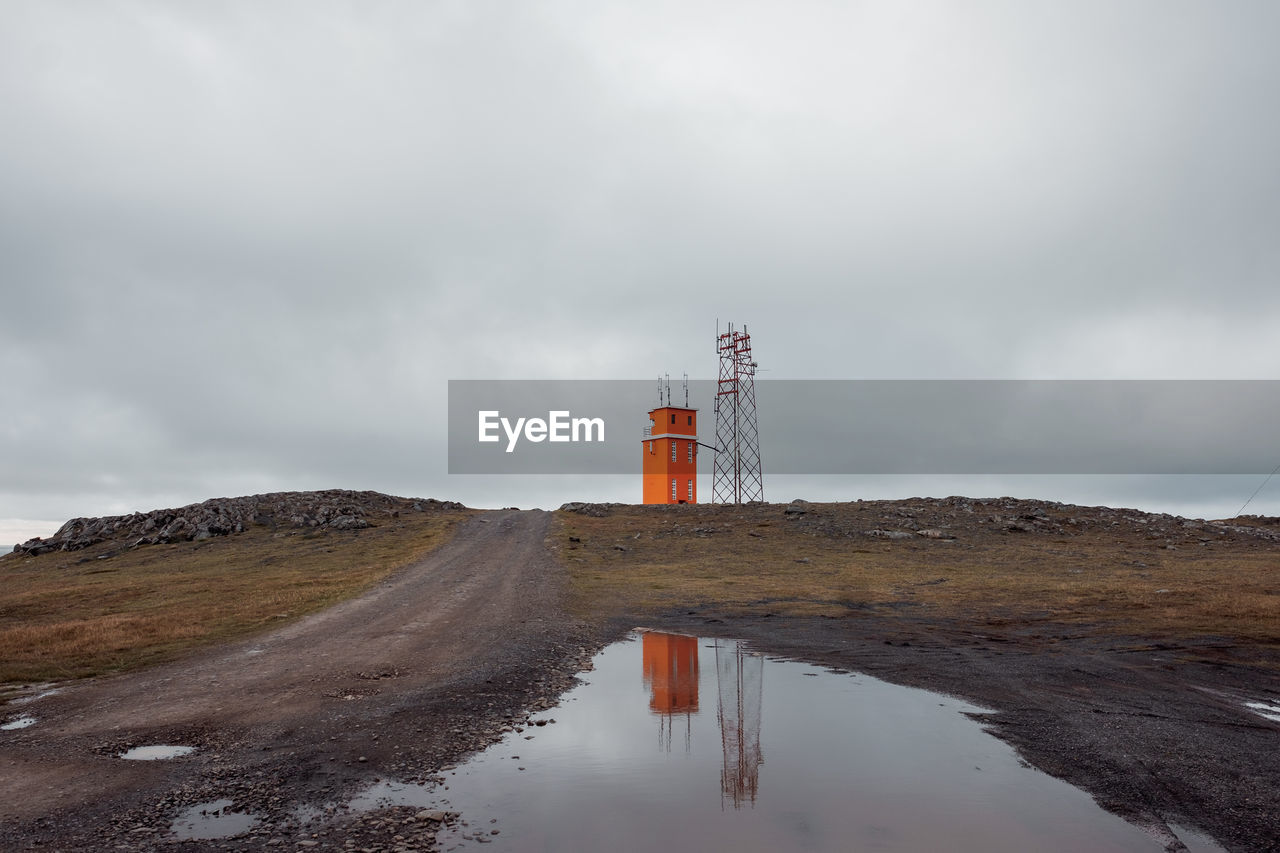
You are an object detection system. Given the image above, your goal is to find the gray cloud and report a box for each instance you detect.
[4,1,1280,545]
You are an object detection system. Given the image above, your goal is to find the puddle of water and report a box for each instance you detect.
[292,802,334,826]
[1169,823,1231,853]
[414,631,1224,853]
[11,688,60,706]
[1243,700,1280,722]
[119,744,196,760]
[350,779,438,812]
[170,799,259,840]
[1,716,36,731]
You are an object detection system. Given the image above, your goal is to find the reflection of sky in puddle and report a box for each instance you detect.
[170,799,259,840]
[1243,700,1280,722]
[11,688,60,705]
[415,631,1224,853]
[1,716,36,730]
[349,779,438,811]
[119,744,196,760]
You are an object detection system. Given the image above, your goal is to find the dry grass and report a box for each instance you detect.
[0,509,468,684]
[554,503,1280,645]
[5,498,1273,686]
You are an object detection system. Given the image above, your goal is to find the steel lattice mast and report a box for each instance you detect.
[715,639,763,809]
[712,323,764,504]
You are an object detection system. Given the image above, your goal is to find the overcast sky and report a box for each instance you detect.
[4,1,1280,546]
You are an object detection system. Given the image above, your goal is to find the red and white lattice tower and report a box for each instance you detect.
[713,323,764,504]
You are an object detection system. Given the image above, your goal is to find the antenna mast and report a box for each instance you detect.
[712,322,764,504]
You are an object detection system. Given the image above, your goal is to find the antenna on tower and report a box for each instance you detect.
[683,373,689,407]
[657,376,664,406]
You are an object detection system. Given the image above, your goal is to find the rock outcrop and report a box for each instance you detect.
[773,495,1280,545]
[13,490,465,556]
[558,502,620,517]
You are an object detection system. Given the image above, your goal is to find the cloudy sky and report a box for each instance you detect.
[4,1,1280,546]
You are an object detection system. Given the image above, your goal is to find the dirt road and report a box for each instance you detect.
[0,510,597,850]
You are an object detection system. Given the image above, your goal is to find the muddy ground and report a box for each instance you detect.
[0,511,599,851]
[1,507,1277,852]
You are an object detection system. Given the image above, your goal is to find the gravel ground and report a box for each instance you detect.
[0,510,601,852]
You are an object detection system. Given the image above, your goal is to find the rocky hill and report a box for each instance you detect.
[561,495,1280,545]
[11,490,465,556]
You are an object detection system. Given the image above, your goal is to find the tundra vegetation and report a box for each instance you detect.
[556,498,1280,658]
[2,493,1277,688]
[0,492,468,684]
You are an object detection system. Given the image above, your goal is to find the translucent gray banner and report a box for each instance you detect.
[447,380,1280,475]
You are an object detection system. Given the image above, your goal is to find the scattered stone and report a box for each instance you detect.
[558,502,616,517]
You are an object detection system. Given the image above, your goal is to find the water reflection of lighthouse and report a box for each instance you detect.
[641,631,764,809]
[641,631,700,752]
[715,639,763,809]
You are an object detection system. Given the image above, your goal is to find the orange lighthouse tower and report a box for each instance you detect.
[643,377,698,504]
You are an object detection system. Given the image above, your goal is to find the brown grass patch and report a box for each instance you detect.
[554,503,1280,646]
[0,509,468,684]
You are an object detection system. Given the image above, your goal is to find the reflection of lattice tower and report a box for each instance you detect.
[715,639,763,809]
[712,323,764,504]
